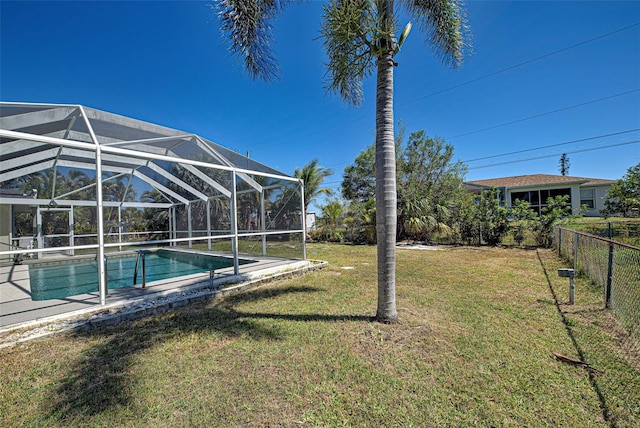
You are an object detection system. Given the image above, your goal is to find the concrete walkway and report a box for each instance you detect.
[1,253,318,331]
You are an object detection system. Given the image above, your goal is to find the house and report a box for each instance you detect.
[465,174,616,217]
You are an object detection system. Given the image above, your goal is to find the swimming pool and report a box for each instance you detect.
[28,249,255,301]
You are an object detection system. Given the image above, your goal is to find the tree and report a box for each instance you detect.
[342,123,404,204]
[342,143,376,203]
[215,0,470,323]
[343,199,377,244]
[141,189,171,239]
[450,189,477,245]
[559,153,570,176]
[294,159,334,213]
[453,188,508,246]
[475,188,509,246]
[317,199,345,242]
[603,163,640,218]
[397,131,467,242]
[342,130,467,243]
[510,198,536,246]
[531,195,572,247]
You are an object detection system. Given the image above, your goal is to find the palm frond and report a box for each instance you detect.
[321,0,377,107]
[215,0,286,81]
[403,0,471,69]
[294,159,334,210]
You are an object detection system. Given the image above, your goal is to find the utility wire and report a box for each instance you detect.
[448,90,640,140]
[468,140,640,170]
[462,129,640,163]
[250,21,640,153]
[400,22,640,108]
[328,131,638,179]
[318,139,639,186]
[329,129,639,169]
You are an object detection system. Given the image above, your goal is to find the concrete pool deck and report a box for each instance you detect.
[0,253,325,343]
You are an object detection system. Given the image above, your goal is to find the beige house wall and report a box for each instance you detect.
[581,185,612,217]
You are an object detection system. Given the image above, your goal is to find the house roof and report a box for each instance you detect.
[466,174,615,189]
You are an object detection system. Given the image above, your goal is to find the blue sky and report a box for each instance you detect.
[2,1,639,212]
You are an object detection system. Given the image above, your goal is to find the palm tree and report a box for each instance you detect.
[294,159,334,213]
[319,199,344,241]
[215,0,470,322]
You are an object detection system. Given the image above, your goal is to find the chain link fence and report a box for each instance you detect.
[562,221,640,247]
[555,227,640,341]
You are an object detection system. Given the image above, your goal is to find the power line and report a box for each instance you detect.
[462,129,640,163]
[250,21,640,152]
[399,22,640,108]
[325,160,352,168]
[325,140,639,186]
[321,140,638,191]
[324,130,639,183]
[468,140,640,170]
[448,90,640,140]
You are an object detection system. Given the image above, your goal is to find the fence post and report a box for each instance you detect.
[573,232,579,273]
[606,242,614,308]
[558,228,562,257]
[608,222,613,240]
[569,272,575,305]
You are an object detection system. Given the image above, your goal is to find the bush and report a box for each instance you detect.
[531,195,572,248]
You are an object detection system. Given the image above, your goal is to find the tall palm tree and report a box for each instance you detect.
[294,159,334,213]
[215,0,470,322]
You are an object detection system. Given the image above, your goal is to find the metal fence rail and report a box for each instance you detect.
[555,227,640,341]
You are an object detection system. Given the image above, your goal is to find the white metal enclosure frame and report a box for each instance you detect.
[0,102,306,305]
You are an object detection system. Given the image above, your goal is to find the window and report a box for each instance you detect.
[511,188,572,215]
[580,188,595,209]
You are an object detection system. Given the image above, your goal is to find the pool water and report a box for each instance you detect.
[29,250,255,301]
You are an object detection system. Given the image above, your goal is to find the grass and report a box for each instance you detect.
[555,223,640,341]
[184,235,305,259]
[2,243,639,427]
[563,218,640,248]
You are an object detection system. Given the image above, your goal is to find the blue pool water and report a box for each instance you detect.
[29,249,255,301]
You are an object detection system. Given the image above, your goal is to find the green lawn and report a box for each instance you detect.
[563,218,640,248]
[1,244,639,427]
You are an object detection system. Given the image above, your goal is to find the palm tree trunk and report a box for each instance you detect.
[375,47,398,323]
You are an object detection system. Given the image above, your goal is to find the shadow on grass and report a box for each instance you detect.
[44,284,371,423]
[536,250,616,428]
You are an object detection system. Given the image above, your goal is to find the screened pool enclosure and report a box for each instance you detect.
[0,102,306,305]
